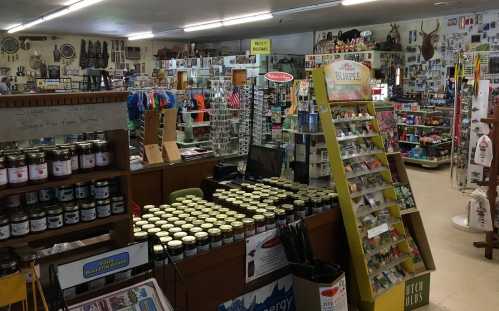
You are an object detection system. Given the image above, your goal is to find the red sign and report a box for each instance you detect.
[264,72,294,83]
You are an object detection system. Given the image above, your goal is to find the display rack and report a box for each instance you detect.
[0,92,132,249]
[312,68,415,309]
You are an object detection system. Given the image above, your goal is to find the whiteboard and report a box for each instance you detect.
[0,102,128,142]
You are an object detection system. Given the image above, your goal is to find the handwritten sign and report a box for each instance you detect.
[251,39,271,55]
[324,60,371,101]
[0,102,128,142]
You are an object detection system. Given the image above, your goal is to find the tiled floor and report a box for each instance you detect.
[406,166,499,311]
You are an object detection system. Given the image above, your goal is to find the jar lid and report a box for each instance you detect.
[161,223,174,231]
[27,152,45,160]
[242,218,255,225]
[47,205,63,215]
[142,224,155,230]
[155,231,169,238]
[153,244,165,255]
[75,181,89,187]
[159,204,170,209]
[135,220,149,227]
[7,154,26,162]
[160,236,173,244]
[182,235,196,245]
[253,215,265,222]
[200,223,213,230]
[76,142,92,149]
[63,203,79,212]
[29,208,46,218]
[59,144,77,151]
[93,140,108,147]
[231,221,244,229]
[95,181,109,187]
[96,199,111,205]
[264,212,276,219]
[255,208,267,215]
[168,227,182,234]
[194,231,208,240]
[80,201,96,209]
[149,217,161,223]
[174,220,186,227]
[143,205,155,210]
[167,240,183,250]
[276,209,286,216]
[181,223,193,231]
[205,217,217,224]
[147,228,161,235]
[294,200,305,206]
[142,213,154,219]
[134,231,148,240]
[207,228,222,236]
[167,217,179,223]
[0,214,9,224]
[192,219,204,226]
[155,220,167,227]
[189,227,202,234]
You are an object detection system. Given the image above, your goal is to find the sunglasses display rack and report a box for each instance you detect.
[252,88,273,146]
[312,68,417,309]
[238,86,251,156]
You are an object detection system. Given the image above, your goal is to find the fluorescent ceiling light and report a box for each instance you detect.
[63,0,81,5]
[341,0,378,5]
[274,1,340,15]
[184,22,223,32]
[185,19,222,28]
[128,32,154,40]
[8,0,105,33]
[223,13,273,26]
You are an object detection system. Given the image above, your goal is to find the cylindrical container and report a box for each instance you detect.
[282,204,295,223]
[231,221,244,241]
[194,231,209,252]
[173,231,188,240]
[80,201,97,222]
[0,214,10,240]
[220,225,234,245]
[167,240,184,262]
[208,228,222,248]
[276,209,287,226]
[264,212,276,230]
[46,205,64,229]
[7,154,28,187]
[49,149,72,179]
[63,202,80,225]
[57,185,74,202]
[6,194,22,208]
[93,140,112,168]
[294,200,306,219]
[253,215,266,234]
[134,231,148,242]
[0,156,7,189]
[27,152,48,183]
[10,210,30,237]
[25,191,39,206]
[243,218,256,237]
[94,181,110,200]
[96,199,111,218]
[59,144,79,172]
[312,198,322,214]
[39,188,54,203]
[182,236,197,257]
[111,196,126,214]
[29,208,47,233]
[77,142,95,172]
[74,182,90,200]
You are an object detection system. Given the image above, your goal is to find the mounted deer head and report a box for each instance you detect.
[388,23,401,45]
[420,20,440,61]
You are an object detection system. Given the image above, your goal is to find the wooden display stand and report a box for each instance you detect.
[0,92,132,250]
[312,67,419,311]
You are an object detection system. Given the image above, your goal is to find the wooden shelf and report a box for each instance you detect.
[0,169,129,198]
[0,214,129,248]
[368,253,412,278]
[401,208,419,215]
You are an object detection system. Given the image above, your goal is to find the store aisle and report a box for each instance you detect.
[407,167,499,311]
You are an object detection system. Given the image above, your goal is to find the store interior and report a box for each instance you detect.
[1,0,499,311]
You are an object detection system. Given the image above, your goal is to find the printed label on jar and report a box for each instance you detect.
[0,168,7,186]
[11,221,29,236]
[94,187,110,199]
[75,187,89,199]
[256,226,266,233]
[313,207,323,214]
[223,237,234,244]
[80,154,95,169]
[234,233,245,241]
[184,248,198,257]
[277,219,287,226]
[211,240,222,248]
[64,212,80,225]
[0,224,10,240]
[39,189,53,202]
[96,152,111,167]
[286,215,295,223]
[30,218,47,232]
[81,208,97,222]
[97,205,111,218]
[297,211,307,219]
[29,163,48,180]
[112,203,126,214]
[25,192,39,205]
[71,156,79,171]
[53,160,72,176]
[198,243,210,252]
[245,229,256,237]
[266,224,276,230]
[57,189,74,202]
[170,254,184,262]
[8,166,28,184]
[47,215,63,229]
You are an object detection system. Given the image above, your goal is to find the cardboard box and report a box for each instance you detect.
[293,272,348,311]
[162,108,181,162]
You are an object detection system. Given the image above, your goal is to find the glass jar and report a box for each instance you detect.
[134,231,148,241]
[6,194,21,208]
[39,188,54,203]
[253,215,266,233]
[47,205,64,229]
[194,231,209,252]
[93,140,112,168]
[49,149,72,179]
[294,200,306,219]
[7,154,28,187]
[111,196,126,214]
[167,240,184,262]
[282,204,295,223]
[63,202,80,225]
[264,212,276,230]
[220,225,234,245]
[243,218,256,237]
[96,199,111,218]
[153,244,167,264]
[208,228,222,248]
[0,156,7,189]
[74,182,90,200]
[231,221,244,241]
[182,236,197,257]
[10,210,30,237]
[0,259,18,277]
[94,181,110,200]
[77,142,95,172]
[25,191,39,206]
[0,214,10,240]
[29,208,47,233]
[312,198,322,214]
[80,201,97,222]
[200,223,213,231]
[57,185,74,202]
[26,152,48,183]
[276,209,286,226]
[59,144,79,172]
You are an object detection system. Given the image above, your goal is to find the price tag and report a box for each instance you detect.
[367,223,389,239]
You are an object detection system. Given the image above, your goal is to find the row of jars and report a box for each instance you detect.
[0,195,126,240]
[0,140,112,188]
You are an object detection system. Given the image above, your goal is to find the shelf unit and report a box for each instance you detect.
[312,67,419,310]
[0,92,132,250]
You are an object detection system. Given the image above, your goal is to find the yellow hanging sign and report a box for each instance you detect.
[251,39,271,55]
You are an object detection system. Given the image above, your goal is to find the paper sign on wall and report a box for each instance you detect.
[324,60,371,101]
[251,39,272,55]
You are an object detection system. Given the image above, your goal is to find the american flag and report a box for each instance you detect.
[228,87,240,109]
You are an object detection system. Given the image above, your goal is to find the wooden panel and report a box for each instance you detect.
[0,91,128,108]
[155,208,345,311]
[163,158,218,197]
[130,169,164,206]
